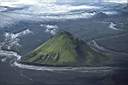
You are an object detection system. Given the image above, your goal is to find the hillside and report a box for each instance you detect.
[20,31,111,67]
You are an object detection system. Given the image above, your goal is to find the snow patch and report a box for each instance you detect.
[0,7,7,12]
[103,11,118,15]
[109,22,119,30]
[0,50,21,62]
[45,25,58,35]
[1,29,32,50]
[40,24,58,35]
[1,57,7,62]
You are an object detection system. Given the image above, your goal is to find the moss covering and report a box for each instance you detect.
[20,31,111,67]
